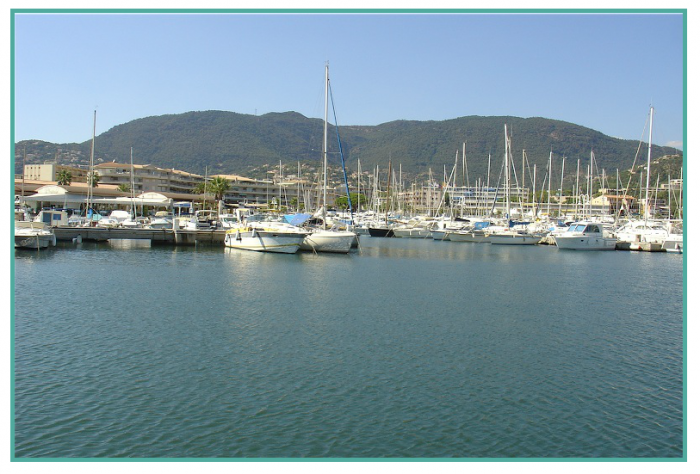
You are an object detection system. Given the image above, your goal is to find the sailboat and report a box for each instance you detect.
[121,147,144,228]
[299,63,357,253]
[614,106,669,251]
[489,124,542,245]
[82,110,98,227]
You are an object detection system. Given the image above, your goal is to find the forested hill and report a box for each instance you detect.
[15,110,681,181]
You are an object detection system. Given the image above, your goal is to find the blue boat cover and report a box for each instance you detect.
[509,220,531,228]
[284,213,312,226]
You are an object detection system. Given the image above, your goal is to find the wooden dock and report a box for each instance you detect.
[53,227,226,245]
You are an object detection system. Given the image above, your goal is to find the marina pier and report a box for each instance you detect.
[53,226,226,245]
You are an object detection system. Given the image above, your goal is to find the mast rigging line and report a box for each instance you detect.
[328,81,354,221]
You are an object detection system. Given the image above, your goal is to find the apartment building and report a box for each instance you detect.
[95,163,205,193]
[22,163,88,182]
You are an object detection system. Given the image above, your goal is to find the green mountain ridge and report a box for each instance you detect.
[15,110,681,183]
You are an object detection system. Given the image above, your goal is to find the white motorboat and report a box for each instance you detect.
[146,211,174,229]
[15,221,57,249]
[662,232,683,253]
[184,210,218,230]
[224,216,309,253]
[554,221,617,250]
[614,219,668,251]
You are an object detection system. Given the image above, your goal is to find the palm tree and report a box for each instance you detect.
[117,183,131,192]
[193,182,207,195]
[208,176,231,202]
[56,169,72,186]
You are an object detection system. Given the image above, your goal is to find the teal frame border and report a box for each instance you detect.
[10,7,688,462]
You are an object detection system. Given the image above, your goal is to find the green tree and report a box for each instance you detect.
[208,176,231,201]
[335,193,367,210]
[117,183,131,192]
[56,169,72,185]
[289,197,304,211]
[192,178,230,201]
[192,182,206,194]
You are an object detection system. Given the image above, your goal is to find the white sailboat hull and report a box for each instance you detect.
[392,228,432,238]
[300,230,356,253]
[448,231,491,243]
[489,232,542,245]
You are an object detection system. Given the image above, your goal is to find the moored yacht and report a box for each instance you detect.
[224,215,309,254]
[614,219,668,251]
[554,221,617,250]
[15,221,57,249]
[489,230,542,245]
[300,227,357,253]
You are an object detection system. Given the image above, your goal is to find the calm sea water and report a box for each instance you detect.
[13,237,684,458]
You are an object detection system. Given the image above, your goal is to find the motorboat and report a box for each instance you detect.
[662,226,683,253]
[554,221,617,250]
[224,215,309,253]
[15,221,57,249]
[614,219,668,251]
[184,210,218,230]
[148,211,174,229]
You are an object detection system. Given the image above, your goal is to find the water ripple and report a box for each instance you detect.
[14,239,683,458]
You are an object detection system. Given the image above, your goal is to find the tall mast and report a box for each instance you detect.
[323,62,329,226]
[504,124,510,221]
[547,150,552,217]
[575,158,580,220]
[679,167,683,220]
[22,147,26,198]
[533,164,537,218]
[559,156,566,218]
[86,110,96,223]
[130,147,136,218]
[645,106,654,221]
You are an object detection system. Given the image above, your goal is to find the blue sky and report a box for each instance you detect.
[13,11,685,149]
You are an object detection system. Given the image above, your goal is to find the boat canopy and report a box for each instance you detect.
[284,213,312,226]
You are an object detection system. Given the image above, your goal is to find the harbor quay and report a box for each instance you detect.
[53,226,226,245]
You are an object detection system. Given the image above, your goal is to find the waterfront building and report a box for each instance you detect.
[22,163,88,182]
[591,194,638,216]
[95,163,205,194]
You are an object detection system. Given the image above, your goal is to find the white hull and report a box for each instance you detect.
[662,234,683,253]
[555,235,617,250]
[300,230,356,253]
[392,228,432,238]
[448,231,491,243]
[15,223,57,249]
[15,233,56,249]
[431,230,450,241]
[489,232,541,245]
[224,230,306,253]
